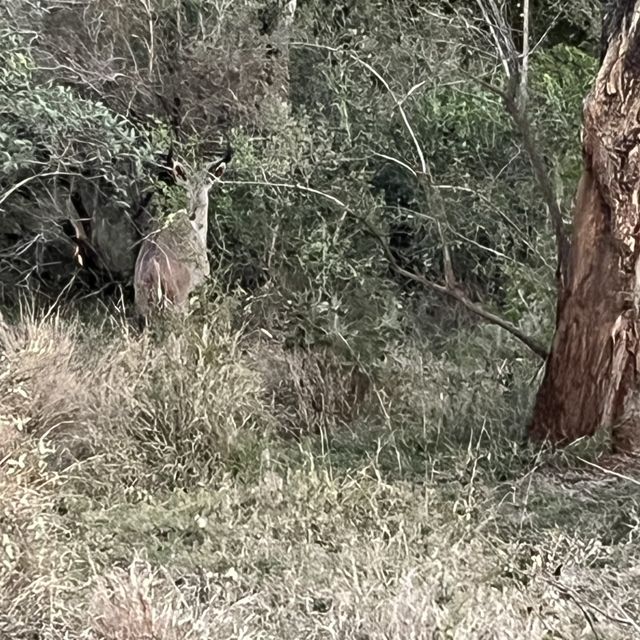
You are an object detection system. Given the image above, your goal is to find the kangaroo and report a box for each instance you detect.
[133,152,230,324]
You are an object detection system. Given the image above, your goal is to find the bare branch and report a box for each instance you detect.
[222,179,348,209]
[0,171,83,207]
[290,42,427,175]
[475,0,513,79]
[470,2,569,288]
[372,152,418,178]
[520,0,531,108]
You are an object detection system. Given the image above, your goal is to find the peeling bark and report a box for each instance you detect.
[530,1,640,451]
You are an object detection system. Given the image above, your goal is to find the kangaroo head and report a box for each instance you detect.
[171,149,231,247]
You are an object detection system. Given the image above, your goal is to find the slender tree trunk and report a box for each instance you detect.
[260,0,297,112]
[530,1,640,452]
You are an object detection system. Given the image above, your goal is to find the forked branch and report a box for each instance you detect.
[474,0,569,288]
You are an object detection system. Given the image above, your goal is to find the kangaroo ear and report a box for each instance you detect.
[211,161,226,178]
[172,160,188,183]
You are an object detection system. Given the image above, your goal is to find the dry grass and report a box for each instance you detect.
[248,339,372,436]
[89,560,212,640]
[0,307,93,462]
[1,304,639,639]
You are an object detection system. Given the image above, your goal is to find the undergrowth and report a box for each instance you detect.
[1,303,639,640]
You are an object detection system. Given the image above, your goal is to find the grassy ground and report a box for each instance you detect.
[1,304,639,639]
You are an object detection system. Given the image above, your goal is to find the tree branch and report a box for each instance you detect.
[358,212,548,360]
[506,103,570,287]
[224,175,547,358]
[472,1,569,289]
[520,0,531,107]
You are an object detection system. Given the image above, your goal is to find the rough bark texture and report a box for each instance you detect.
[530,1,640,451]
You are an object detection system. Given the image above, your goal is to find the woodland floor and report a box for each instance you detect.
[1,306,639,640]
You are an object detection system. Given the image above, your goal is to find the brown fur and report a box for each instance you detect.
[133,154,230,324]
[134,238,195,319]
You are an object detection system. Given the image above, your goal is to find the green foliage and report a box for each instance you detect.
[3,2,637,637]
[0,0,599,348]
[0,29,152,181]
[531,44,598,196]
[4,3,632,637]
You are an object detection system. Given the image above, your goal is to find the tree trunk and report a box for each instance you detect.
[259,0,297,113]
[530,1,640,452]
